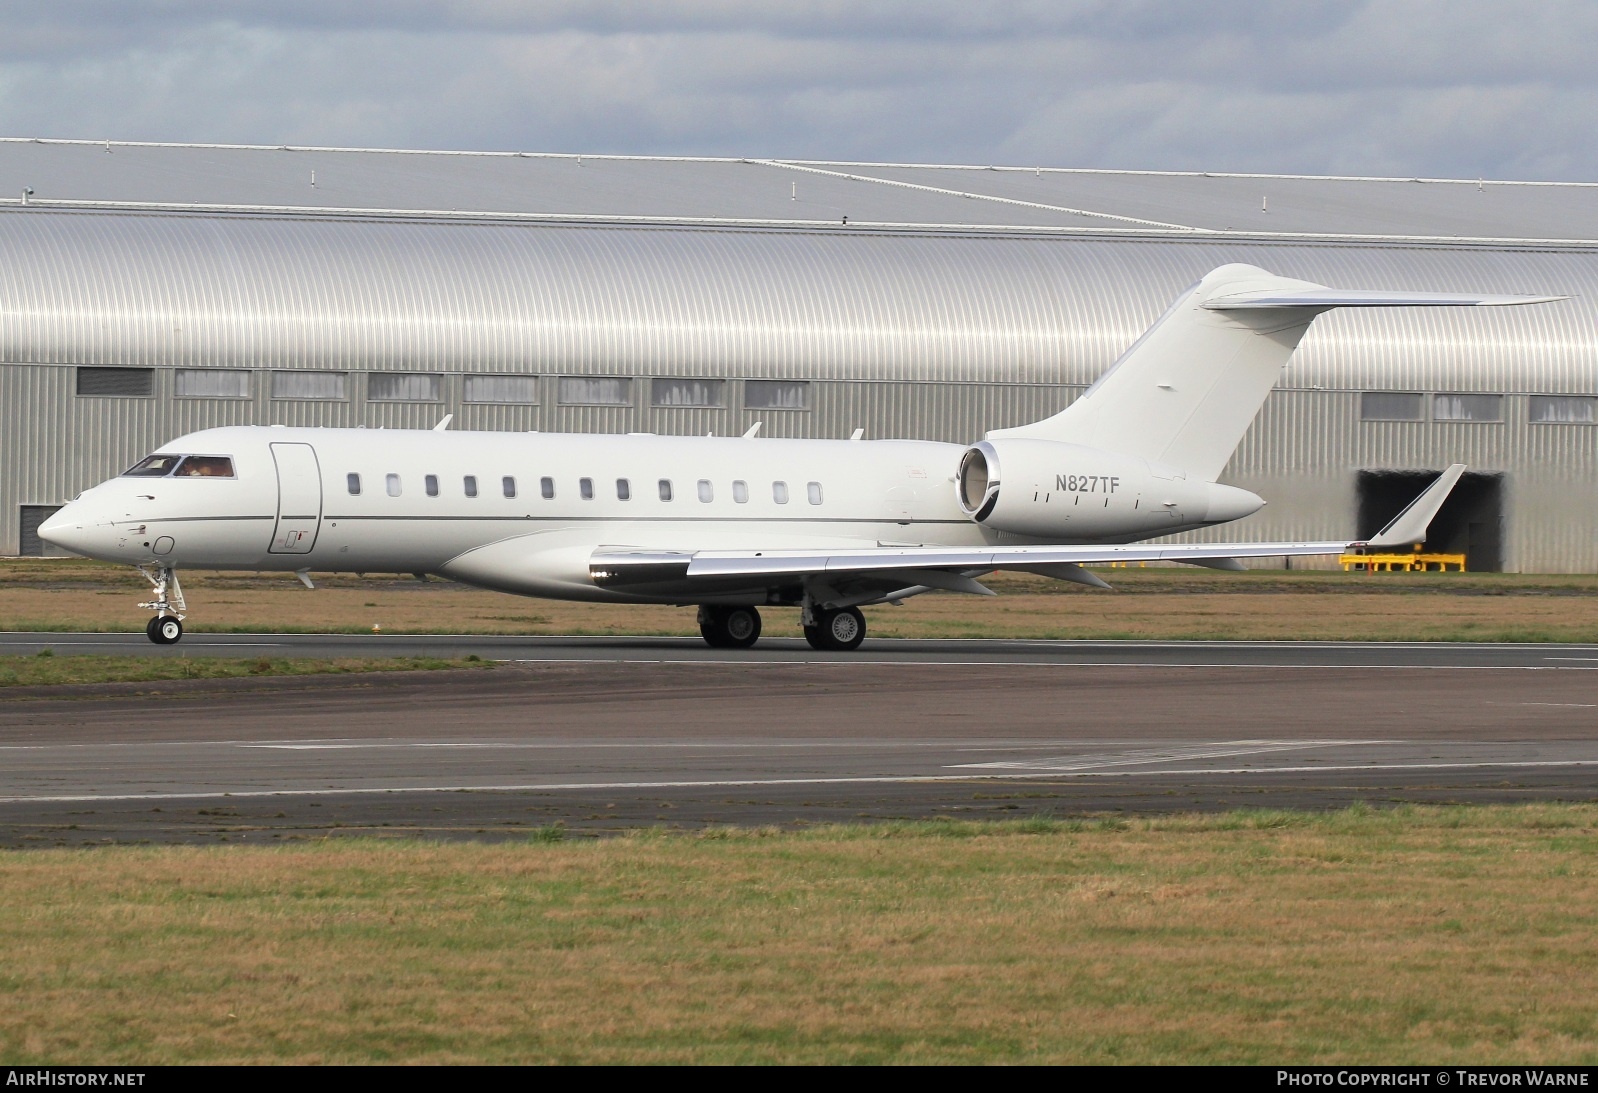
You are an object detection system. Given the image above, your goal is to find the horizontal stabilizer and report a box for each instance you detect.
[1204,289,1566,310]
[1366,464,1467,548]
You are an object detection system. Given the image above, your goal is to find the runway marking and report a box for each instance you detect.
[4,759,1598,805]
[506,657,1595,671]
[952,739,1368,771]
[0,641,285,648]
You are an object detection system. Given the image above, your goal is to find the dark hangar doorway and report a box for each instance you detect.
[1356,471,1504,571]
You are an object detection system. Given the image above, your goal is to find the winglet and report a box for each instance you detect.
[433,414,453,431]
[1365,464,1467,548]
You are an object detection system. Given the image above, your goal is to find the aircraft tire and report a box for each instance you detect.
[806,607,866,652]
[148,615,183,645]
[699,606,761,649]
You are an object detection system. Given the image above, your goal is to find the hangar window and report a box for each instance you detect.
[580,477,595,500]
[745,380,810,411]
[773,481,789,504]
[347,473,361,495]
[386,474,402,497]
[540,476,555,499]
[176,369,251,399]
[733,480,749,504]
[425,474,439,497]
[272,371,348,401]
[1529,395,1598,424]
[558,376,632,406]
[77,367,154,398]
[616,479,631,501]
[658,479,673,501]
[807,482,824,505]
[502,476,517,499]
[652,378,725,408]
[697,480,713,503]
[1360,392,1423,421]
[1433,393,1503,422]
[463,475,478,497]
[463,374,539,404]
[368,373,442,403]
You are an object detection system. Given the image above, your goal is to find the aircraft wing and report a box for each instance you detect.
[591,538,1351,595]
[590,464,1468,602]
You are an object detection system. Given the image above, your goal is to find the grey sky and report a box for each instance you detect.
[1,2,1593,180]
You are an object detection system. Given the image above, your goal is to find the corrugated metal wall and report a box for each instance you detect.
[3,208,1596,569]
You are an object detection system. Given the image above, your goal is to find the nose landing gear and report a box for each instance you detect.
[137,564,187,645]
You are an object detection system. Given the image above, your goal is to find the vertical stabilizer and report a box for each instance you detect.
[988,264,1323,481]
[989,264,1562,482]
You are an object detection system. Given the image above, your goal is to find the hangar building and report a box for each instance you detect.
[2,139,1596,570]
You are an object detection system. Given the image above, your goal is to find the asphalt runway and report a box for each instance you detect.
[2,635,1597,845]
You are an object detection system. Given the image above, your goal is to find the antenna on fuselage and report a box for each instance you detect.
[433,415,453,431]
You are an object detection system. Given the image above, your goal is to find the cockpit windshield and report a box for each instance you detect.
[174,456,235,478]
[121,454,235,478]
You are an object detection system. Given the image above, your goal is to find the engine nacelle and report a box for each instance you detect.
[956,438,1264,539]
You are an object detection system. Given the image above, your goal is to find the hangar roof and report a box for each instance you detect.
[2,138,1597,244]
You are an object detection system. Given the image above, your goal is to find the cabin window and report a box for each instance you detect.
[463,475,478,498]
[1530,395,1598,424]
[173,456,235,478]
[658,479,673,501]
[386,474,402,497]
[580,478,595,500]
[541,476,555,499]
[745,379,809,411]
[463,374,539,404]
[732,480,749,504]
[175,369,250,399]
[697,480,713,503]
[502,476,517,499]
[773,481,789,504]
[616,479,631,500]
[425,474,439,497]
[807,481,823,505]
[347,473,361,495]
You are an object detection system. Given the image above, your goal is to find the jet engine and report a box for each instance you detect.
[955,438,1263,539]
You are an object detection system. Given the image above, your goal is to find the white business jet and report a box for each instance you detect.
[38,264,1559,649]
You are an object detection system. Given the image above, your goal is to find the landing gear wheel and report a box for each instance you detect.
[803,606,866,652]
[698,606,762,649]
[147,615,183,645]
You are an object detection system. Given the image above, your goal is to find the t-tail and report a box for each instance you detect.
[988,263,1564,482]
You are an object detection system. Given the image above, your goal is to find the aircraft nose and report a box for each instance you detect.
[37,505,97,556]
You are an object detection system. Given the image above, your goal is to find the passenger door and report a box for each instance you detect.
[268,442,322,554]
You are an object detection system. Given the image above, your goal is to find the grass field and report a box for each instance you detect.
[0,804,1593,1064]
[5,558,1598,643]
[0,652,487,688]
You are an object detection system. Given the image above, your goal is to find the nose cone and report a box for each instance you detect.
[1202,483,1266,524]
[37,505,98,557]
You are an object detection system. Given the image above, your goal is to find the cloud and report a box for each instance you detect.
[0,1,1593,180]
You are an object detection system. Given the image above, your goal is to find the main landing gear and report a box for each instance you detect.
[137,564,186,645]
[694,603,868,652]
[699,605,762,649]
[803,606,866,652]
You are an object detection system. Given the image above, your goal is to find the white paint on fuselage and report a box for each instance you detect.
[40,425,1237,604]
